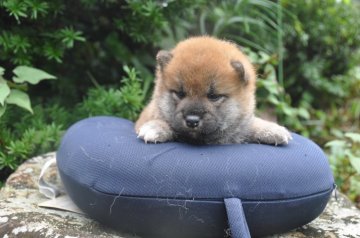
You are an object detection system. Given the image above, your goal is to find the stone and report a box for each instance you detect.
[0,153,127,238]
[1,152,360,238]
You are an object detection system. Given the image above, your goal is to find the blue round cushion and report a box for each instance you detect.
[56,116,334,238]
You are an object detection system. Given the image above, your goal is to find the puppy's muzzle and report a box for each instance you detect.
[185,115,200,128]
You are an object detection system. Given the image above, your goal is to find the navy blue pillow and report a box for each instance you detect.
[57,116,334,238]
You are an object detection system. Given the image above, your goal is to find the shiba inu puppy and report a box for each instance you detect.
[135,36,292,145]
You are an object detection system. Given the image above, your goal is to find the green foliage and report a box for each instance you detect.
[0,0,207,104]
[0,0,84,64]
[2,0,49,22]
[326,132,360,200]
[277,1,360,202]
[0,66,144,171]
[116,0,167,43]
[78,66,145,121]
[243,48,312,139]
[198,0,284,53]
[0,65,56,115]
[0,104,66,170]
[0,123,62,170]
[281,0,360,108]
[275,0,360,141]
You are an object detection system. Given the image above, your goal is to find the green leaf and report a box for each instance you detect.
[349,177,360,195]
[9,34,30,53]
[264,64,277,82]
[13,66,56,84]
[6,89,33,113]
[278,103,293,116]
[0,104,6,117]
[26,1,49,19]
[3,0,28,22]
[347,152,360,174]
[268,95,280,105]
[345,132,360,143]
[258,51,271,64]
[0,66,4,76]
[325,140,347,148]
[58,27,85,48]
[297,108,310,119]
[43,45,63,63]
[0,78,11,105]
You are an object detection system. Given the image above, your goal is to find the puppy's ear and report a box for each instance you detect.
[231,60,248,84]
[156,50,172,71]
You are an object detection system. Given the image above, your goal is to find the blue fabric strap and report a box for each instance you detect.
[224,198,251,238]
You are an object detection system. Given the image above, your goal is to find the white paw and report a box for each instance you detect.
[274,126,293,145]
[256,124,293,145]
[137,121,172,143]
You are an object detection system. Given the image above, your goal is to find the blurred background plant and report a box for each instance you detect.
[0,0,359,206]
[326,132,360,202]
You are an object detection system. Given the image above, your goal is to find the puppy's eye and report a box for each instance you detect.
[207,93,223,102]
[171,90,186,100]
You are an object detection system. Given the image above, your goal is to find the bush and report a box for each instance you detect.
[78,66,145,121]
[0,104,65,170]
[281,0,360,203]
[0,0,206,103]
[280,1,360,134]
[0,0,84,64]
[0,65,145,172]
[282,0,360,108]
[326,133,360,201]
[197,0,282,53]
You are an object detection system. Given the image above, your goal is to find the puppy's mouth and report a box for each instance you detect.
[172,119,220,143]
[173,128,220,144]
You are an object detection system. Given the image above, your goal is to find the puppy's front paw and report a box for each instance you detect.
[248,118,293,145]
[137,120,173,143]
[258,124,292,145]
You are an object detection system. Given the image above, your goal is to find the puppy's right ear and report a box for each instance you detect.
[231,60,249,85]
[156,50,172,71]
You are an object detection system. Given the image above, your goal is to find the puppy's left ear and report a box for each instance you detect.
[231,60,248,84]
[156,50,173,71]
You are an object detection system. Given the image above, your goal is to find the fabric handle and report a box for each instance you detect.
[224,198,251,238]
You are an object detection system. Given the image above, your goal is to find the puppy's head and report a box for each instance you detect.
[154,36,256,143]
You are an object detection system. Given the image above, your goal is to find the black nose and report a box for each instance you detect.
[185,115,200,128]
